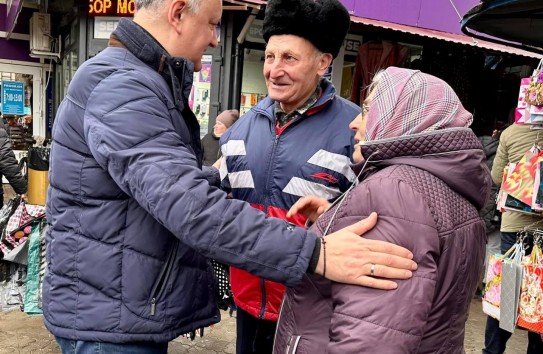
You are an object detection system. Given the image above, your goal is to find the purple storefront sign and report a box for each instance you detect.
[0,4,39,62]
[340,0,479,35]
[5,0,24,36]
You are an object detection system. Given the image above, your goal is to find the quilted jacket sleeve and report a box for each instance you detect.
[324,176,439,353]
[201,165,221,188]
[83,71,317,287]
[0,122,27,195]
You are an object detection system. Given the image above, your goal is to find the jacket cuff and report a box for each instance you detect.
[201,165,221,187]
[307,237,321,274]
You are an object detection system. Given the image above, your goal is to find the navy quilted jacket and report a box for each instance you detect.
[275,128,491,354]
[43,19,317,344]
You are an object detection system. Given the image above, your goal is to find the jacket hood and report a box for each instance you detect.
[357,128,491,210]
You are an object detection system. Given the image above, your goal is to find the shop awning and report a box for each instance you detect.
[4,0,24,39]
[461,0,543,54]
[223,0,266,9]
[351,15,542,59]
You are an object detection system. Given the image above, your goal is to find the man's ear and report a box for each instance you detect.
[168,0,189,33]
[317,53,333,77]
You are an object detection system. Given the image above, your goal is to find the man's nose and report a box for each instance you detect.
[267,61,284,78]
[210,34,219,48]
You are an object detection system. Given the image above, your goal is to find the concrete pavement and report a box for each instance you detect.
[0,298,530,354]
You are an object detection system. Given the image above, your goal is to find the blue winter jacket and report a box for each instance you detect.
[43,19,317,344]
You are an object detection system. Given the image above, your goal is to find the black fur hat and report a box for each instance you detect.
[262,0,351,58]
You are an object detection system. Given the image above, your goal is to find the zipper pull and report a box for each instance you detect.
[150,298,156,316]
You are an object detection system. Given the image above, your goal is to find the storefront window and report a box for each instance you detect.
[62,52,71,95]
[189,55,213,138]
[240,48,267,115]
[0,72,35,151]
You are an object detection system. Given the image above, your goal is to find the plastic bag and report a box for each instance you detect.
[0,197,22,258]
[24,223,44,315]
[27,147,50,171]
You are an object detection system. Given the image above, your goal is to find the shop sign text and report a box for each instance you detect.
[1,81,25,116]
[88,0,135,16]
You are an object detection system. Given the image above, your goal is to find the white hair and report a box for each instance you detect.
[135,0,202,13]
[367,69,385,98]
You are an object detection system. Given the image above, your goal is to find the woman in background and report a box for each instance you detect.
[201,109,239,166]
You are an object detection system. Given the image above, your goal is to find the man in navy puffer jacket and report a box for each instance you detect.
[44,1,417,353]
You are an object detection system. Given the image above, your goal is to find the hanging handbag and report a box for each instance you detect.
[483,249,510,320]
[501,144,543,208]
[525,59,543,107]
[499,239,525,333]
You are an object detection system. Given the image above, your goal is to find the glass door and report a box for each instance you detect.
[0,62,45,166]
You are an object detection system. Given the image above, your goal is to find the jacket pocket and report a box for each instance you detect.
[149,241,178,316]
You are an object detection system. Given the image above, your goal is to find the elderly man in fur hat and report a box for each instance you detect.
[218,0,362,353]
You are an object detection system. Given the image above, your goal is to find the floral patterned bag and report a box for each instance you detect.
[483,253,503,320]
[483,241,525,323]
[517,242,543,334]
[483,246,516,320]
[526,59,543,107]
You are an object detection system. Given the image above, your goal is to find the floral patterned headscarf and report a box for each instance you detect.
[364,67,473,142]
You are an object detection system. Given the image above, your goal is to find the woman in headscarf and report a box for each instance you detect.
[273,67,491,354]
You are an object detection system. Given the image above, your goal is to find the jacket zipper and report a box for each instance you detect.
[150,241,178,316]
[272,296,287,353]
[258,134,280,320]
[285,336,292,354]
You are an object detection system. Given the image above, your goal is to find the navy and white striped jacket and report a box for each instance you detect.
[220,79,360,320]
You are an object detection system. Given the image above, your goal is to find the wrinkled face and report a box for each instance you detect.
[349,103,369,163]
[264,35,331,113]
[175,0,222,71]
[213,120,227,136]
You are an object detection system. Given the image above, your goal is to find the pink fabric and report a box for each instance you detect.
[365,67,473,142]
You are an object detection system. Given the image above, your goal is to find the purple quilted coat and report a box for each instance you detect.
[274,128,491,354]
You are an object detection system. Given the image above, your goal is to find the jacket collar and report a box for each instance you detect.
[253,78,337,122]
[109,18,194,110]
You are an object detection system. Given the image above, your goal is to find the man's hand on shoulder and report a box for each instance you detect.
[315,212,417,290]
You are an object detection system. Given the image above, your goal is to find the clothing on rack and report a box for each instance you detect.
[350,41,408,106]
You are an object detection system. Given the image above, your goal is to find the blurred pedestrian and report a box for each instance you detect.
[201,109,239,166]
[0,118,27,206]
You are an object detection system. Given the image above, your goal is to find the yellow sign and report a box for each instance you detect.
[88,0,135,16]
